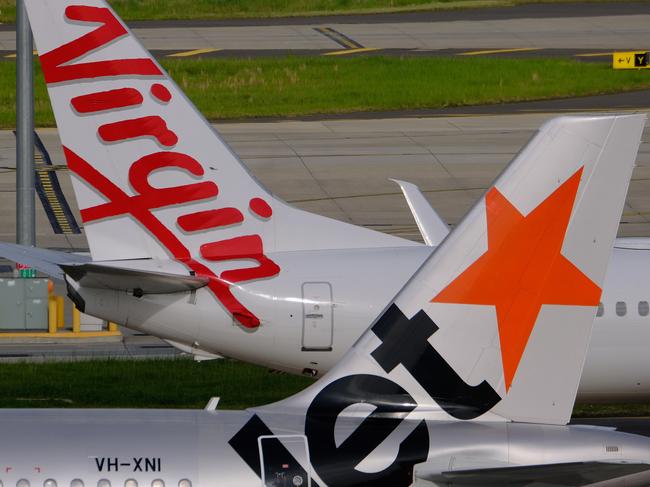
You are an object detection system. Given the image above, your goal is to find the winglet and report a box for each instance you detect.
[390,179,449,246]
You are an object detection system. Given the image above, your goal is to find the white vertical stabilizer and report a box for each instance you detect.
[24,0,416,328]
[24,0,415,263]
[270,115,645,426]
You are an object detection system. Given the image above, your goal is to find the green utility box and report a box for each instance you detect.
[0,278,48,330]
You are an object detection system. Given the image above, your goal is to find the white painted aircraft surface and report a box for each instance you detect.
[2,0,650,407]
[2,11,650,479]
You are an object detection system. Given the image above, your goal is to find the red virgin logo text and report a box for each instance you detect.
[43,5,280,328]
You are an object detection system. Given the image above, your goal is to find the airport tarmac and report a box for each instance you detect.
[0,47,629,61]
[0,110,648,251]
[124,14,647,52]
[0,329,179,362]
[0,2,646,52]
[570,417,650,437]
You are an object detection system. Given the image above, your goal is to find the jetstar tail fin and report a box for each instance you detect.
[268,115,645,426]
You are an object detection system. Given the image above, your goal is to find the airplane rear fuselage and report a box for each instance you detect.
[72,243,650,402]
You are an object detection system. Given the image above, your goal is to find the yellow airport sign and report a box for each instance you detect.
[613,51,649,69]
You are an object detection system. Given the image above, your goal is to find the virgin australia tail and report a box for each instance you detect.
[24,0,414,264]
[267,114,645,426]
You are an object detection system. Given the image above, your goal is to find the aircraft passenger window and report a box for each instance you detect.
[125,480,137,487]
[616,301,627,317]
[178,481,191,487]
[17,480,30,487]
[97,480,110,487]
[639,301,649,317]
[70,480,83,487]
[44,480,57,487]
[596,303,604,317]
[151,480,164,487]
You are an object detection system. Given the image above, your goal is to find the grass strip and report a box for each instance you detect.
[0,0,630,23]
[0,358,643,418]
[0,56,649,129]
[573,403,650,418]
[0,358,314,409]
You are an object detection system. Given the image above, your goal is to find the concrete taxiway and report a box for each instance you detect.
[0,3,646,52]
[0,110,648,252]
[0,329,179,362]
[124,15,647,52]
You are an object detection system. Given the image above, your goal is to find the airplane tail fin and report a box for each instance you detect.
[24,0,415,328]
[24,0,413,264]
[269,114,645,426]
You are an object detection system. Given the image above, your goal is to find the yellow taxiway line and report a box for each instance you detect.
[167,48,221,58]
[458,47,542,56]
[0,331,122,339]
[574,52,613,58]
[323,47,381,56]
[4,50,37,58]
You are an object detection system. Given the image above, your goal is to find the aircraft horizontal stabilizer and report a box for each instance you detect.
[0,241,90,280]
[60,263,209,295]
[164,339,222,361]
[414,461,650,486]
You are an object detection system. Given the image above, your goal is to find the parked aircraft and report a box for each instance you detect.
[3,22,650,479]
[3,0,650,407]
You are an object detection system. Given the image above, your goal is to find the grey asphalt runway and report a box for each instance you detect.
[0,47,627,61]
[126,1,650,27]
[571,418,650,438]
[0,2,647,51]
[213,89,650,123]
[0,1,643,29]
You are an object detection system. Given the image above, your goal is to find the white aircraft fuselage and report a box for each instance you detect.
[2,408,650,487]
[75,239,650,403]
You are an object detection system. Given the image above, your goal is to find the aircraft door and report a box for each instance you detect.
[258,435,311,487]
[301,282,333,351]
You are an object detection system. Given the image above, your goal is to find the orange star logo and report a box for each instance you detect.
[431,167,601,392]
